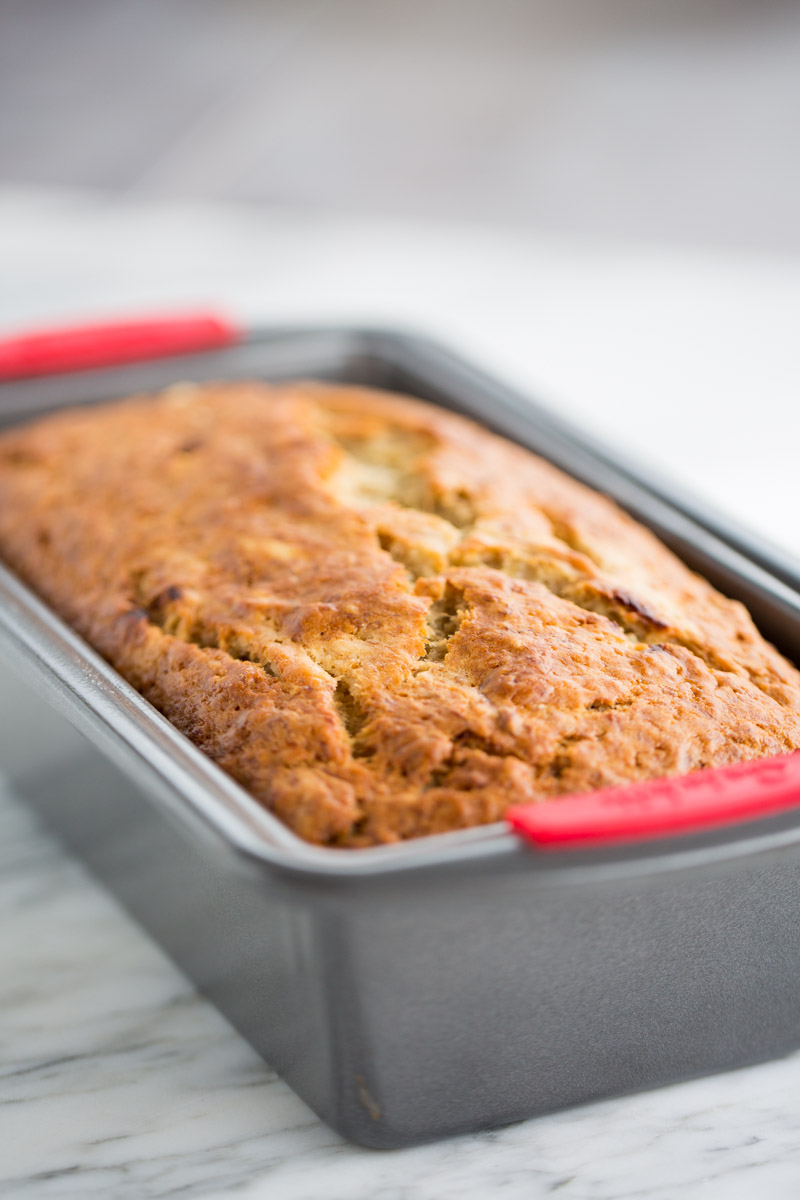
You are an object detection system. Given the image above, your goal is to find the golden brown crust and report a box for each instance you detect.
[1,379,799,846]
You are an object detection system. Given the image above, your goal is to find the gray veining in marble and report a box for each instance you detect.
[4,663,800,1200]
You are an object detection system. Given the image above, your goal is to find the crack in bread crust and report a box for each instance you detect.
[326,427,792,703]
[1,378,800,846]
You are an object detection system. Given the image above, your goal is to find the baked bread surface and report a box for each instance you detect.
[1,380,799,846]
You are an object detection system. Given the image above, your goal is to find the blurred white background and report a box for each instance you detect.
[2,0,800,252]
[1,0,799,553]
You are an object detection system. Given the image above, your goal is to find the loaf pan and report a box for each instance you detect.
[3,316,800,1149]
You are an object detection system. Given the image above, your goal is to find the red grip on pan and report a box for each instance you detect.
[507,751,800,849]
[0,312,241,380]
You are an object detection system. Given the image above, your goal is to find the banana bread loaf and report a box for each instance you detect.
[1,380,799,846]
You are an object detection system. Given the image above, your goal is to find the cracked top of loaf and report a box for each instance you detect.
[1,379,800,847]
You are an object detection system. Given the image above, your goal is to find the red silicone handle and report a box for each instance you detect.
[0,312,241,380]
[507,752,800,849]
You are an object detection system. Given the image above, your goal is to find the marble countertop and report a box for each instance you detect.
[5,776,800,1200]
[2,189,800,1199]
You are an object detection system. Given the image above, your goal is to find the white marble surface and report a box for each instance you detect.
[2,189,800,1198]
[5,773,800,1200]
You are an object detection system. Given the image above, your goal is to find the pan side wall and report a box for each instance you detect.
[329,854,800,1146]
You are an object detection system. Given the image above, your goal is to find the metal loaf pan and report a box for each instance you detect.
[3,325,800,1149]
